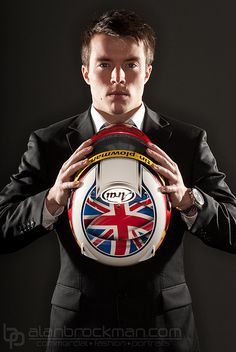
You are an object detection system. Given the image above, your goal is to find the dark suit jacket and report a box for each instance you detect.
[1,105,236,352]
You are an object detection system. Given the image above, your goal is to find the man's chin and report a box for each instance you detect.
[110,108,127,116]
[107,100,125,112]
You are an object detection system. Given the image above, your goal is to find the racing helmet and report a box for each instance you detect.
[68,124,171,266]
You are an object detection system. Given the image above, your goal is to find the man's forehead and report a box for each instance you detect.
[89,33,145,58]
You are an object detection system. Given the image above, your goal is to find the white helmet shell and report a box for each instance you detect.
[68,125,171,266]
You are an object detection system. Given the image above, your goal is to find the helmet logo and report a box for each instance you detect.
[102,188,135,204]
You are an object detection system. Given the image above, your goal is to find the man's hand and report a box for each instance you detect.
[146,142,192,210]
[46,139,93,215]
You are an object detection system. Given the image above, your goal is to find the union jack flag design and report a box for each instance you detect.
[82,186,155,257]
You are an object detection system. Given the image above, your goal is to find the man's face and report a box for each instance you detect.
[82,34,152,122]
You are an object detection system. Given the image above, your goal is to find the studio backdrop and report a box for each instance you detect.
[1,1,236,351]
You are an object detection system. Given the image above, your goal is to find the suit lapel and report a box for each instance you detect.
[143,105,172,147]
[66,108,95,152]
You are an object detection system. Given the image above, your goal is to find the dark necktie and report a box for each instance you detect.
[99,120,137,131]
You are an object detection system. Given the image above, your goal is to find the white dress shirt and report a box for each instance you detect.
[90,102,145,132]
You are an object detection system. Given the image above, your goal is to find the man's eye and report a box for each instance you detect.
[99,63,110,68]
[127,63,137,68]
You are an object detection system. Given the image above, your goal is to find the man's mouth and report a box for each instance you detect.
[107,90,129,96]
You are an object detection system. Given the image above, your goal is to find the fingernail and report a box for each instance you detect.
[74,181,81,188]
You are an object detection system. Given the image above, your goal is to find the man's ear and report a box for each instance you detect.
[81,65,90,85]
[144,65,152,84]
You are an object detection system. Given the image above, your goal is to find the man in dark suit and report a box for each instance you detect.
[0,9,236,352]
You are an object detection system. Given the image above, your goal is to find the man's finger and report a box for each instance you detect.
[76,138,93,152]
[147,142,174,164]
[151,163,177,183]
[61,180,83,190]
[62,159,89,179]
[63,146,93,170]
[147,148,176,173]
[159,185,178,193]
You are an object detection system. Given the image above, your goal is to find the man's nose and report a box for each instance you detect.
[110,66,126,84]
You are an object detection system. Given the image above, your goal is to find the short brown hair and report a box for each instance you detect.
[81,9,156,67]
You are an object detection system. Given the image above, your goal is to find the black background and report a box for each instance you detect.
[1,0,236,351]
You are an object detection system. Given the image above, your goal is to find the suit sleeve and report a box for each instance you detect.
[0,132,53,253]
[189,130,236,252]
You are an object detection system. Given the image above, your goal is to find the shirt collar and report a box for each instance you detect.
[90,103,145,132]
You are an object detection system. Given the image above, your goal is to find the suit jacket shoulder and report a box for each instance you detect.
[33,110,88,142]
[157,109,205,139]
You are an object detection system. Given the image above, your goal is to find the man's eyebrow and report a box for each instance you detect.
[125,57,141,62]
[95,56,141,62]
[96,56,111,62]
